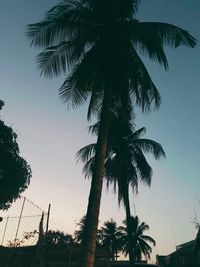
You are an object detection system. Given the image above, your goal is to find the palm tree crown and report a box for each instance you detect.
[77,106,165,202]
[27,0,196,115]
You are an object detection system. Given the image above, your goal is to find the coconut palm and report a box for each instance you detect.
[74,216,87,244]
[27,1,196,266]
[120,216,156,262]
[99,219,122,261]
[77,101,165,266]
[74,216,101,245]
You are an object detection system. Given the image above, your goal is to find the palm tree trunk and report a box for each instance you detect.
[111,243,115,261]
[119,86,135,266]
[124,186,135,267]
[80,88,112,267]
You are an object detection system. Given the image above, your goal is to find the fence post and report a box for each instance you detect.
[14,197,26,246]
[45,204,51,235]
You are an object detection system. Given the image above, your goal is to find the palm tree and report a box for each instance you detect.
[74,216,101,245]
[27,1,196,266]
[74,216,86,243]
[99,219,122,261]
[120,216,156,262]
[77,104,165,266]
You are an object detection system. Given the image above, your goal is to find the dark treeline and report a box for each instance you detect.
[44,215,156,263]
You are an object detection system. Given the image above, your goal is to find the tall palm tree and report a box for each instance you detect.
[77,106,165,266]
[120,216,156,262]
[100,219,122,261]
[27,1,196,266]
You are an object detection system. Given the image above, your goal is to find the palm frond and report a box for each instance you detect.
[82,156,95,178]
[37,42,75,77]
[138,221,150,234]
[131,127,146,139]
[88,122,100,136]
[130,21,197,69]
[27,0,91,47]
[76,143,96,163]
[137,238,153,259]
[138,22,197,48]
[132,149,152,186]
[128,48,161,112]
[134,138,166,159]
[59,42,106,108]
[59,74,91,109]
[141,235,156,246]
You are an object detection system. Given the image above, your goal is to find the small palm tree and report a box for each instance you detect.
[45,230,74,245]
[74,216,86,243]
[100,219,122,261]
[120,216,156,262]
[74,216,101,245]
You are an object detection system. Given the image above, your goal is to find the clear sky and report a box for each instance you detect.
[0,0,200,263]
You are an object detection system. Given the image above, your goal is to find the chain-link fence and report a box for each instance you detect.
[0,197,49,247]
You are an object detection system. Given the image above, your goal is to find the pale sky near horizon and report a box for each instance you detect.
[0,0,200,263]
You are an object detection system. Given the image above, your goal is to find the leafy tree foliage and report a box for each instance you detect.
[0,101,31,210]
[45,230,74,245]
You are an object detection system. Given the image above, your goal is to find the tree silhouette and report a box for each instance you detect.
[74,216,86,243]
[45,230,74,245]
[120,216,156,262]
[74,216,101,245]
[0,101,31,210]
[77,102,165,265]
[27,1,196,266]
[99,219,122,261]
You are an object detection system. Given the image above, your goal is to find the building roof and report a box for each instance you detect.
[193,227,200,253]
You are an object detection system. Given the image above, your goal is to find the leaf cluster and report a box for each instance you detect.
[45,230,74,245]
[27,0,197,117]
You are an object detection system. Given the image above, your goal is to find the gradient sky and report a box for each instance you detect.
[0,0,200,263]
